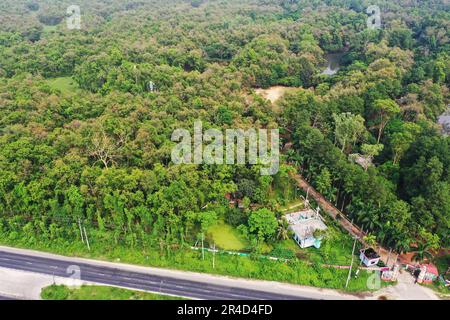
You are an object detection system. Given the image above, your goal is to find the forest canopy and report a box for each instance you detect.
[0,0,448,262]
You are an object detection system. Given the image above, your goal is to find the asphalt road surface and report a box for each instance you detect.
[0,250,309,300]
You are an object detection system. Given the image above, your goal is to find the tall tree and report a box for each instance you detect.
[333,112,366,153]
[373,99,401,143]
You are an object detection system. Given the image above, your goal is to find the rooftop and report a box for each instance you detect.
[361,248,380,259]
[285,209,318,224]
[285,210,327,239]
[420,264,439,276]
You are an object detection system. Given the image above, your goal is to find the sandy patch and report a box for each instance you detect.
[255,86,292,104]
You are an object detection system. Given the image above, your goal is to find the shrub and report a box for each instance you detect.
[41,285,69,300]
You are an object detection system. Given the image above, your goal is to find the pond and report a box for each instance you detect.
[321,53,344,76]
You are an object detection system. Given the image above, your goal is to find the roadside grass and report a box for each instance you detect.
[45,77,79,94]
[207,221,248,251]
[41,284,186,300]
[428,254,450,297]
[422,283,449,298]
[0,230,378,293]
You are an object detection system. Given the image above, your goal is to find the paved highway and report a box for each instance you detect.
[0,250,308,300]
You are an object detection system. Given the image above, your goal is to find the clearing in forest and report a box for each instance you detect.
[255,86,301,105]
[46,77,79,94]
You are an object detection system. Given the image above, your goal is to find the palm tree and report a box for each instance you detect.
[412,242,433,263]
[376,223,390,246]
[277,218,290,241]
[357,209,380,231]
[363,234,377,249]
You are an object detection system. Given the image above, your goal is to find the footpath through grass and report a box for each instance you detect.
[41,284,186,300]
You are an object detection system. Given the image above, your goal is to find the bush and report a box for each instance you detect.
[41,285,69,300]
[224,208,247,227]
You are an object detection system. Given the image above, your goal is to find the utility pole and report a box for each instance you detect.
[201,233,205,260]
[78,218,84,244]
[212,243,216,269]
[386,248,392,267]
[346,237,358,289]
[83,226,90,251]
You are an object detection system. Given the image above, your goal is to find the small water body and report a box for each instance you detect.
[321,53,343,76]
[438,107,450,135]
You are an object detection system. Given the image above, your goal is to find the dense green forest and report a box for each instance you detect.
[0,0,448,278]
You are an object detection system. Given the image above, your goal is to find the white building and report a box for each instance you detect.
[359,248,381,267]
[285,209,327,249]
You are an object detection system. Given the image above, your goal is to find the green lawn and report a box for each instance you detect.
[41,285,186,300]
[46,77,79,94]
[207,221,248,251]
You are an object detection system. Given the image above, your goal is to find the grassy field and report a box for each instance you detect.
[41,285,186,300]
[46,77,79,94]
[207,221,248,251]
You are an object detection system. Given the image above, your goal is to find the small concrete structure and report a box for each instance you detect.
[416,264,439,284]
[381,264,400,282]
[359,248,381,267]
[285,209,327,249]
